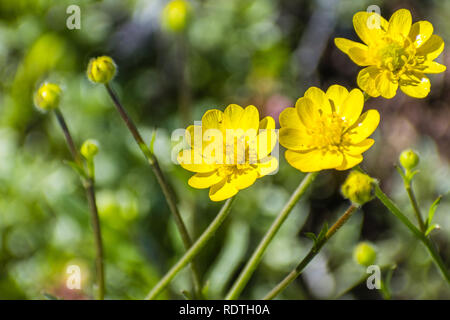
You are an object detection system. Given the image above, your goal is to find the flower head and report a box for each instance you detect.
[34,83,62,111]
[341,170,376,205]
[354,242,377,267]
[162,0,191,33]
[335,9,446,99]
[178,104,278,201]
[87,56,117,84]
[279,85,379,172]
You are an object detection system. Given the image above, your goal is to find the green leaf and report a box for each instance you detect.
[304,232,317,243]
[149,128,157,154]
[426,196,442,228]
[395,165,407,181]
[425,224,440,236]
[317,222,328,242]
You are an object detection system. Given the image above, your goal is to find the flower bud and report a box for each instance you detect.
[34,83,62,111]
[87,56,117,84]
[341,171,376,205]
[80,139,99,160]
[353,242,377,267]
[399,149,419,171]
[162,0,191,33]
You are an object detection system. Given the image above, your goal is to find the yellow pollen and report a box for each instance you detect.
[307,113,348,151]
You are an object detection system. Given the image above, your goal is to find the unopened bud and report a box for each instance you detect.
[354,242,377,267]
[87,56,117,84]
[80,139,99,159]
[341,171,376,205]
[399,149,419,171]
[34,83,62,111]
[162,0,191,33]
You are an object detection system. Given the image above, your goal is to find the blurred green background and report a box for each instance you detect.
[0,0,449,299]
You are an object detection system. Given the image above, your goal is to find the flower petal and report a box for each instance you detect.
[388,9,412,37]
[209,178,238,202]
[417,35,444,61]
[346,139,375,155]
[257,156,278,177]
[353,12,386,45]
[348,47,372,66]
[336,154,363,171]
[259,116,275,130]
[357,66,382,97]
[304,87,332,114]
[178,149,217,172]
[223,104,244,129]
[375,72,398,99]
[188,170,223,189]
[421,61,446,74]
[340,88,364,126]
[202,109,224,131]
[255,128,278,159]
[295,97,319,128]
[409,21,433,48]
[399,74,430,98]
[241,105,260,131]
[279,128,311,151]
[326,85,349,112]
[232,169,258,190]
[334,38,368,54]
[285,149,344,172]
[347,110,380,143]
[279,107,303,129]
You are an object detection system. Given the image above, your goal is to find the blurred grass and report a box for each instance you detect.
[0,0,449,299]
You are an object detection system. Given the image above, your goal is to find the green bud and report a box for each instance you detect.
[399,149,419,171]
[354,242,377,267]
[341,171,376,205]
[34,83,62,111]
[162,0,191,33]
[87,56,117,84]
[80,139,99,159]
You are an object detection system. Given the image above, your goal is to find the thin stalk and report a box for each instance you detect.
[53,108,105,299]
[225,172,318,300]
[104,83,203,298]
[375,185,450,283]
[145,197,236,300]
[405,183,426,232]
[264,204,358,300]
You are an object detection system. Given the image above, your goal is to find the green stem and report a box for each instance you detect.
[145,197,236,300]
[53,108,105,300]
[225,172,318,300]
[375,185,450,283]
[263,204,358,300]
[104,83,203,298]
[405,183,426,233]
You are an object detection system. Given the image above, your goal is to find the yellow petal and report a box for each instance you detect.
[375,72,398,99]
[334,38,368,54]
[388,9,412,37]
[304,87,332,114]
[232,169,258,190]
[259,116,275,130]
[188,170,223,189]
[285,149,344,172]
[340,88,364,126]
[348,47,372,66]
[409,21,433,48]
[417,35,444,61]
[209,178,238,202]
[336,154,363,171]
[224,104,244,130]
[421,61,446,74]
[255,128,278,160]
[353,12,386,45]
[346,139,375,155]
[357,66,381,97]
[202,109,224,130]
[279,107,303,129]
[399,74,430,98]
[295,97,319,128]
[326,85,349,112]
[257,156,278,177]
[279,128,311,151]
[178,149,216,173]
[347,110,380,143]
[241,105,260,131]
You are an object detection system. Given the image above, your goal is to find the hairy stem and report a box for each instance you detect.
[225,172,318,300]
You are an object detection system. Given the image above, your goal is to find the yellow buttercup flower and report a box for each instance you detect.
[335,9,446,99]
[178,104,278,202]
[279,85,379,172]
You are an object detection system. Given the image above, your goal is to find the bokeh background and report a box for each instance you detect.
[0,0,449,299]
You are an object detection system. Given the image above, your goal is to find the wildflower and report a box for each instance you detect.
[178,104,278,201]
[335,9,446,99]
[354,242,377,267]
[162,0,191,33]
[341,170,376,205]
[81,139,99,160]
[87,56,117,84]
[399,149,419,171]
[34,83,62,111]
[279,85,379,172]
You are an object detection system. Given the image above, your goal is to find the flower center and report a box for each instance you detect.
[307,113,347,151]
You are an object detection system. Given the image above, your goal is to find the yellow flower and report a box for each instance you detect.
[178,104,278,202]
[335,9,446,99]
[34,83,62,111]
[279,85,379,172]
[87,56,117,84]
